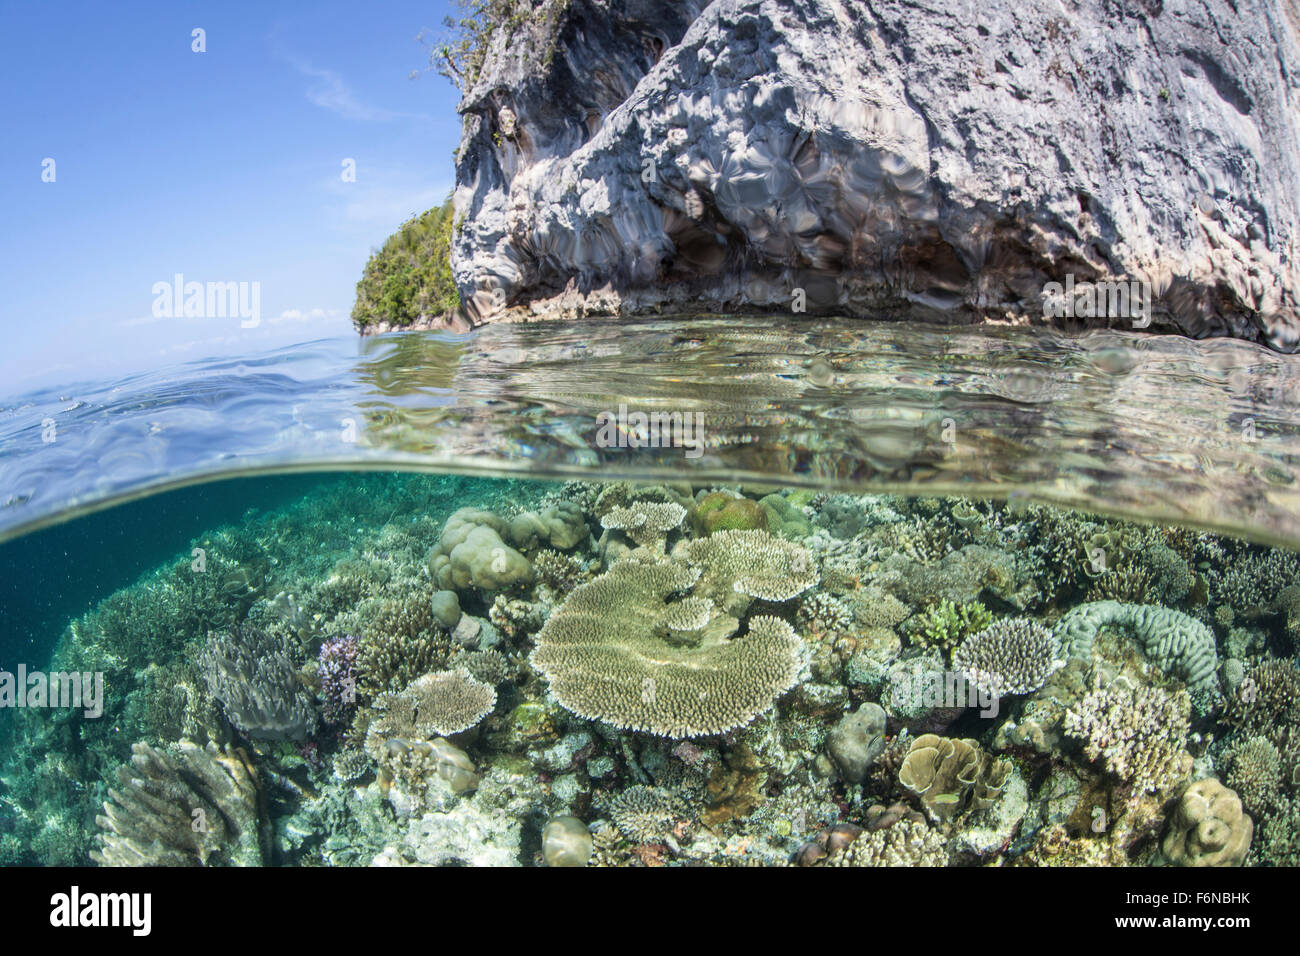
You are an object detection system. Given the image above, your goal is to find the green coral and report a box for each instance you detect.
[694,492,768,535]
[911,599,993,651]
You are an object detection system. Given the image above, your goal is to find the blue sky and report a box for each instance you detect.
[0,1,464,392]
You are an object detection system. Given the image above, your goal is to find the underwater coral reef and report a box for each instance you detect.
[2,474,1298,868]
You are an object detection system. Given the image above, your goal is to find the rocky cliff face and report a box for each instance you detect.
[450,0,1300,349]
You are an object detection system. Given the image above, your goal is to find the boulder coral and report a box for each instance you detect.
[1162,778,1253,867]
[429,507,534,592]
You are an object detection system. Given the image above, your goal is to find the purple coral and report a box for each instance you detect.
[317,635,360,726]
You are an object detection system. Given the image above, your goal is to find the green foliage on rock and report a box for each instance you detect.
[352,196,460,331]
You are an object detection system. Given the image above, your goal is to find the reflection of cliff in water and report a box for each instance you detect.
[2,316,1300,546]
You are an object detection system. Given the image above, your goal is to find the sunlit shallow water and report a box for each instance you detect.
[1,316,1299,867]
[4,315,1300,546]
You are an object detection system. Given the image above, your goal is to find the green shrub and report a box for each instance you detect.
[352,195,460,330]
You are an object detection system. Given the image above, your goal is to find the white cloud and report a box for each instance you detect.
[287,57,429,123]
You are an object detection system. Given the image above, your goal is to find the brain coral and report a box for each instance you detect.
[1054,601,1218,693]
[952,618,1062,697]
[529,556,805,737]
[428,507,534,592]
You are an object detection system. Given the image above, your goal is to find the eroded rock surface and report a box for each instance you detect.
[448,0,1300,348]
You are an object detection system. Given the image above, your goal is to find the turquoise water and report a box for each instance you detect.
[2,318,1299,867]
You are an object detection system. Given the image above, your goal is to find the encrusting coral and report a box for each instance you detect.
[92,740,269,866]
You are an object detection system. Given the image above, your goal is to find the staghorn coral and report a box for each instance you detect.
[1162,778,1253,867]
[200,624,318,742]
[370,668,496,739]
[1256,797,1300,866]
[354,627,448,699]
[1063,681,1192,794]
[92,740,268,866]
[678,529,818,616]
[1055,601,1218,693]
[897,734,1011,821]
[529,556,805,737]
[952,618,1062,697]
[1211,549,1300,617]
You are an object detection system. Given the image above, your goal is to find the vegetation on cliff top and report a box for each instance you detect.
[351,195,460,331]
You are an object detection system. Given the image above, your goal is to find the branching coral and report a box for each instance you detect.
[1063,680,1192,793]
[1222,736,1282,816]
[1223,658,1300,736]
[91,740,268,866]
[317,634,359,726]
[529,556,805,737]
[200,625,318,742]
[952,618,1061,696]
[910,599,992,651]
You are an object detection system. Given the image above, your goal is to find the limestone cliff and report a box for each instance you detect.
[445,0,1300,349]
